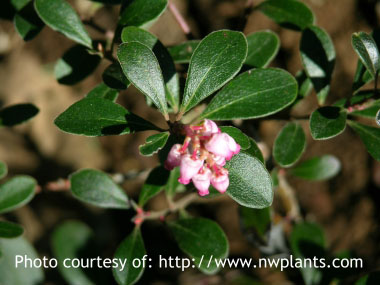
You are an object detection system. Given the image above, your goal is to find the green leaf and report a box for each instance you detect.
[296,70,313,98]
[348,120,380,161]
[259,0,315,31]
[55,45,101,85]
[180,30,248,115]
[70,169,129,209]
[121,27,179,111]
[0,221,24,238]
[352,32,380,78]
[353,60,373,92]
[226,152,273,209]
[350,100,380,119]
[377,109,380,125]
[290,222,325,285]
[310,106,347,140]
[51,221,94,285]
[290,155,341,181]
[138,166,170,206]
[55,97,160,136]
[168,40,200,64]
[0,237,44,285]
[113,228,146,285]
[245,30,280,68]
[243,138,265,164]
[0,161,8,180]
[119,0,167,28]
[219,126,250,150]
[273,122,306,167]
[139,132,169,156]
[165,167,184,197]
[34,0,92,48]
[102,63,130,90]
[13,2,44,41]
[169,218,229,274]
[0,176,36,214]
[0,104,39,127]
[300,26,336,104]
[11,0,30,11]
[86,83,119,102]
[117,42,168,119]
[201,68,297,120]
[239,206,271,242]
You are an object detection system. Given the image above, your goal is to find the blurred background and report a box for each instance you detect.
[1,0,380,283]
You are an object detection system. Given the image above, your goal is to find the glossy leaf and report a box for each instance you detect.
[273,122,306,167]
[86,83,119,102]
[350,100,380,119]
[226,152,273,208]
[0,103,39,127]
[243,138,265,164]
[51,221,94,285]
[168,40,200,64]
[348,120,380,161]
[138,166,170,206]
[70,169,129,209]
[165,167,184,197]
[55,45,101,85]
[121,27,179,111]
[102,63,130,90]
[180,30,248,114]
[139,132,169,156]
[34,0,92,48]
[14,2,44,41]
[117,42,168,118]
[0,161,8,180]
[113,228,146,285]
[245,30,280,68]
[259,0,314,31]
[290,222,325,285]
[219,126,250,150]
[239,206,271,243]
[290,155,341,181]
[310,106,347,140]
[201,68,297,120]
[119,0,167,27]
[169,218,229,274]
[352,32,380,78]
[55,98,160,136]
[0,237,44,285]
[0,221,24,238]
[300,25,335,104]
[0,176,36,214]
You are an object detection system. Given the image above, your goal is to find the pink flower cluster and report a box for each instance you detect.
[164,120,240,196]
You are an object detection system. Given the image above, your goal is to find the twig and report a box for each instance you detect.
[168,1,193,38]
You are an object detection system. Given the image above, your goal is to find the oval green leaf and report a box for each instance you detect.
[219,126,251,150]
[34,0,92,48]
[169,218,229,274]
[310,106,347,140]
[200,68,298,120]
[138,166,170,206]
[243,138,265,164]
[352,32,380,78]
[51,221,94,285]
[139,132,169,156]
[180,30,248,115]
[113,228,146,285]
[0,221,24,238]
[0,161,7,180]
[55,97,160,136]
[226,152,273,208]
[102,63,130,90]
[168,40,200,64]
[0,176,36,214]
[290,155,341,181]
[119,0,167,28]
[273,122,306,167]
[70,169,129,209]
[86,83,119,102]
[259,0,315,31]
[348,120,380,161]
[14,2,44,41]
[0,103,39,127]
[117,42,168,119]
[245,30,280,68]
[300,25,335,104]
[0,237,44,285]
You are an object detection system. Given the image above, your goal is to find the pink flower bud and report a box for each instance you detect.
[164,144,182,170]
[226,134,240,156]
[192,167,212,196]
[202,119,220,136]
[178,154,204,185]
[205,133,234,159]
[211,172,229,193]
[213,155,226,167]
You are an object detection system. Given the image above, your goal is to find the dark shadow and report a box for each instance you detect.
[0,103,39,127]
[0,1,16,20]
[152,41,177,90]
[102,63,129,90]
[316,106,341,120]
[101,113,156,135]
[15,2,44,41]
